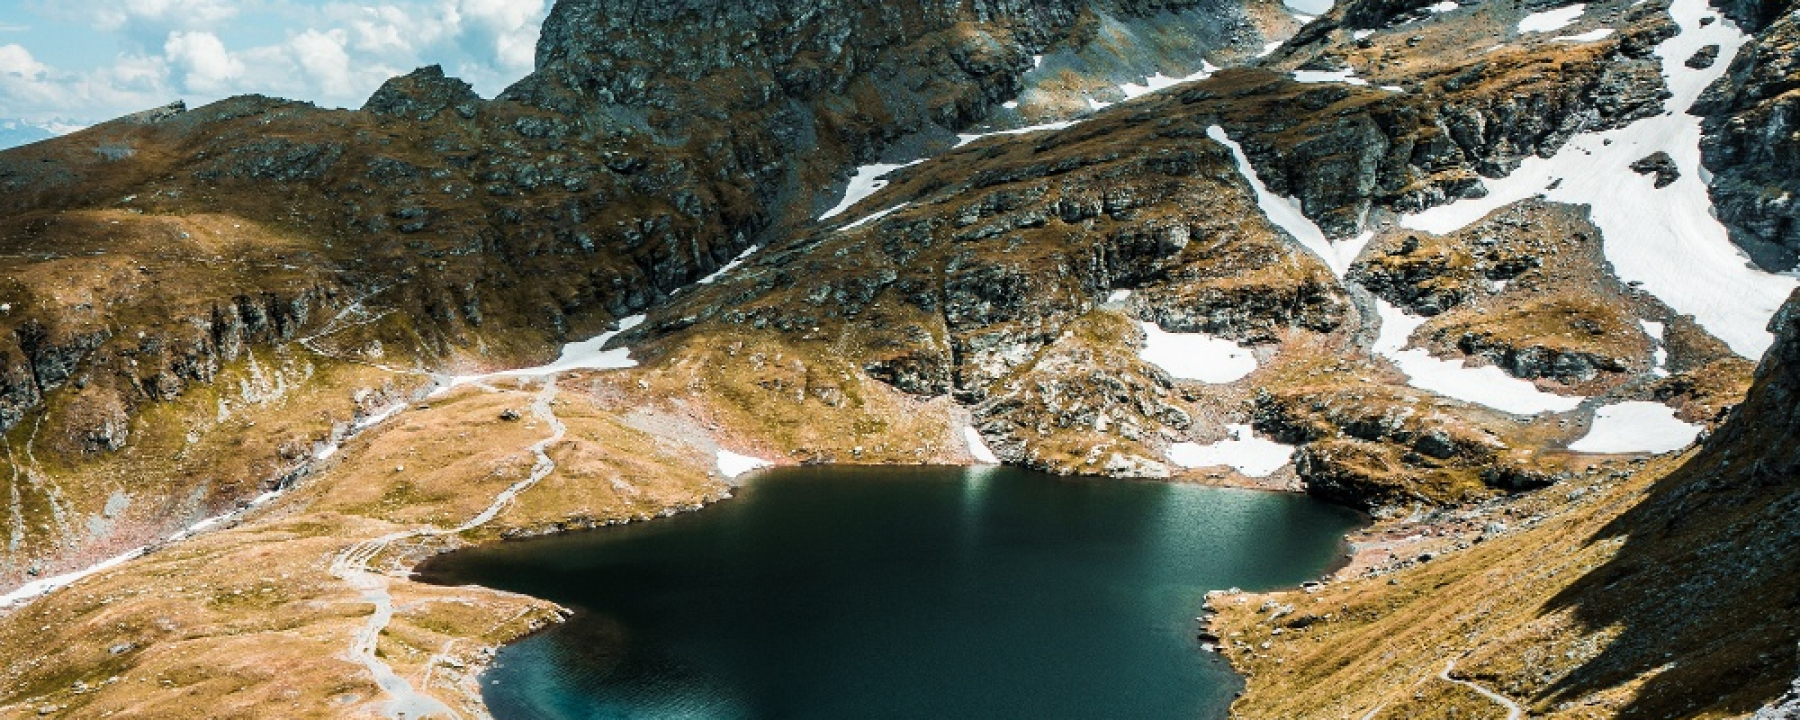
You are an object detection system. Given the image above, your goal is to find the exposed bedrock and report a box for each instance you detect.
[1698,7,1800,271]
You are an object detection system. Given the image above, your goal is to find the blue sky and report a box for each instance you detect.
[0,0,548,128]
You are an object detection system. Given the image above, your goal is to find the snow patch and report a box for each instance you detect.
[1373,299,1585,414]
[964,427,1001,465]
[1518,4,1586,33]
[1553,28,1615,42]
[956,120,1080,148]
[1139,321,1259,384]
[458,316,644,384]
[696,246,759,285]
[716,449,774,479]
[1168,424,1296,477]
[1292,68,1369,86]
[1284,0,1336,14]
[840,204,909,231]
[1403,0,1795,357]
[1118,62,1218,99]
[1108,289,1133,303]
[1569,401,1701,453]
[1642,320,1670,377]
[1208,125,1361,277]
[1427,1,1459,12]
[1353,29,1376,40]
[820,161,922,220]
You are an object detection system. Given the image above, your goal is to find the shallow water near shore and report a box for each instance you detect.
[420,465,1363,720]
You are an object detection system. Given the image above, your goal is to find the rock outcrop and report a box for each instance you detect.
[1205,0,1677,237]
[1697,6,1800,270]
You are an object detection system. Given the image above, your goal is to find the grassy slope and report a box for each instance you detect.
[0,315,988,717]
[1215,295,1800,718]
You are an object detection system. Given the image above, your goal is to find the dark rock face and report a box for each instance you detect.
[1686,43,1720,69]
[510,0,1250,222]
[1630,150,1681,188]
[1697,10,1800,271]
[642,105,1353,476]
[1708,0,1795,33]
[1253,384,1531,508]
[1451,335,1630,382]
[363,65,481,122]
[1705,288,1800,477]
[1538,289,1800,719]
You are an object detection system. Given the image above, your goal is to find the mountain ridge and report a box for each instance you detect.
[0,0,1795,716]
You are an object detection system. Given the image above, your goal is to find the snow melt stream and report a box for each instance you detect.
[1404,0,1796,357]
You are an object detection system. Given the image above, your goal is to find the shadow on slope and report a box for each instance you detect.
[1543,289,1800,717]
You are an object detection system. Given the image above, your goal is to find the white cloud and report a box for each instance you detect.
[84,0,239,50]
[0,44,49,80]
[332,3,457,56]
[91,0,237,31]
[164,30,242,93]
[287,29,358,98]
[453,0,546,71]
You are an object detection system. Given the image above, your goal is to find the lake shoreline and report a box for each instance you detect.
[418,465,1366,719]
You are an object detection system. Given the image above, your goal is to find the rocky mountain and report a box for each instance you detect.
[0,0,1282,590]
[0,0,1796,716]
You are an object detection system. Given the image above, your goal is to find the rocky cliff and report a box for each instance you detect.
[1697,0,1800,270]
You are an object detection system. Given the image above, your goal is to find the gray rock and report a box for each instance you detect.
[1686,44,1720,69]
[1630,151,1680,188]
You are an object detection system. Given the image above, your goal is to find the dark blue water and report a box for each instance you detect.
[419,465,1362,720]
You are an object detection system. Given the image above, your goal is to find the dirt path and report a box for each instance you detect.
[329,377,568,719]
[1441,659,1526,720]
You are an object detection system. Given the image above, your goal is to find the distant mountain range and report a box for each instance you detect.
[0,119,81,151]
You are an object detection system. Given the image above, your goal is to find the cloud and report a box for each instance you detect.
[453,0,546,71]
[330,3,457,56]
[90,0,237,47]
[164,30,242,93]
[286,29,358,98]
[0,44,49,80]
[0,44,172,124]
[2,0,551,124]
